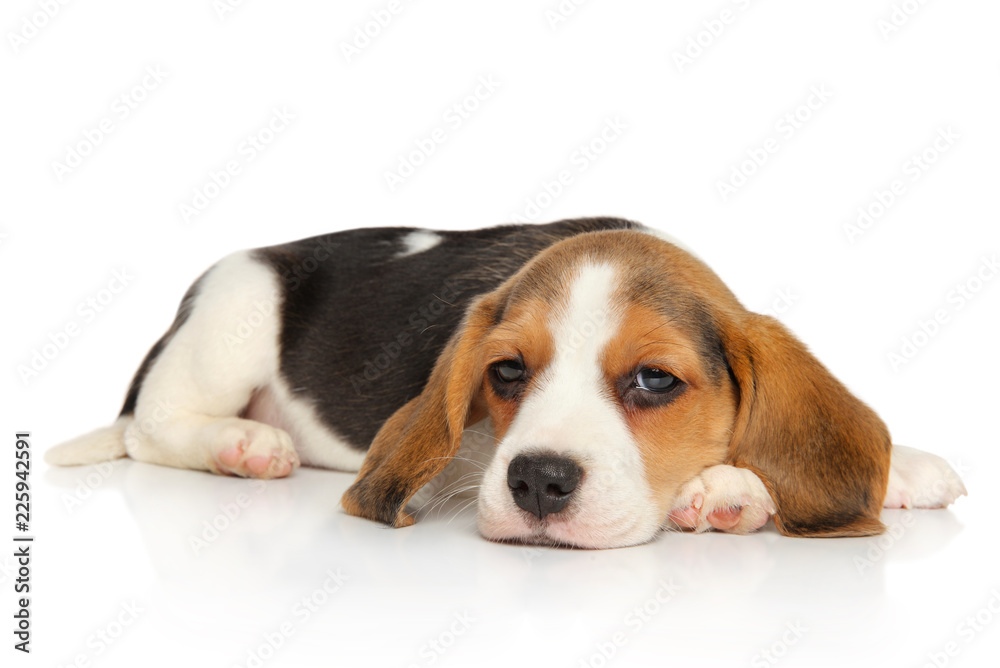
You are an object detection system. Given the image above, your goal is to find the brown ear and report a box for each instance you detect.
[722,312,892,537]
[340,293,497,528]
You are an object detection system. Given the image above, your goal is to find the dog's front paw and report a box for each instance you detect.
[668,465,775,534]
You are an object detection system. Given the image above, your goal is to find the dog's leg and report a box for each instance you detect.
[667,465,776,534]
[123,252,299,479]
[883,445,966,509]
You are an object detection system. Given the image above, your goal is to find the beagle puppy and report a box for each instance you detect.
[47,218,966,548]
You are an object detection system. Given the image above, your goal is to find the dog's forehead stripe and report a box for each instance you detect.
[508,262,624,442]
[552,262,620,371]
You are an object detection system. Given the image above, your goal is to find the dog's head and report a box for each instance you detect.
[342,230,890,548]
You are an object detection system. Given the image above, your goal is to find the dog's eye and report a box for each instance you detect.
[493,360,526,383]
[634,368,677,393]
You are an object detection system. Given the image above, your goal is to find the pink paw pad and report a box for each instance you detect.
[211,423,298,480]
[706,505,743,531]
[245,454,292,477]
[668,493,703,529]
[668,465,776,534]
[217,440,248,470]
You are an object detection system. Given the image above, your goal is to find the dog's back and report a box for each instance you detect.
[46,218,643,472]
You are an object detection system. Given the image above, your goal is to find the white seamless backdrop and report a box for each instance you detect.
[2,2,998,667]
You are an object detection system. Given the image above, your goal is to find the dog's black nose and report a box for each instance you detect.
[507,453,582,519]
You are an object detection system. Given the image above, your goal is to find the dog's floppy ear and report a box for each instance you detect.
[720,311,892,537]
[340,292,499,528]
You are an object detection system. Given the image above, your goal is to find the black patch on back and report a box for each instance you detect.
[253,218,642,450]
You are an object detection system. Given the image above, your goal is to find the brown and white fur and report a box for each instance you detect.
[46,219,966,549]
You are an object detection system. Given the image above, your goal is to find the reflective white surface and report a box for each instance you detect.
[27,454,988,668]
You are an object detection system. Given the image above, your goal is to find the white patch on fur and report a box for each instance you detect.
[244,381,365,471]
[668,465,776,533]
[122,251,358,475]
[477,263,661,548]
[123,252,287,472]
[396,230,442,258]
[884,445,967,509]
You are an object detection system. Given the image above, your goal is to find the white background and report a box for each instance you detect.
[3,1,999,667]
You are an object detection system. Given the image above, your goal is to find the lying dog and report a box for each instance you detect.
[47,218,966,548]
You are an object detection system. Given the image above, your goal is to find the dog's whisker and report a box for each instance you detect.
[422,478,483,511]
[462,429,501,444]
[423,481,482,512]
[444,498,480,526]
[419,455,489,470]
